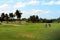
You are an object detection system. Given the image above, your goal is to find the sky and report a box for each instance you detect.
[0,0,60,19]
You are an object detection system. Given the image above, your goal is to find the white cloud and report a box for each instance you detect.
[28,0,39,5]
[9,0,14,2]
[42,0,60,5]
[13,0,40,9]
[42,1,55,5]
[13,0,60,7]
[0,4,9,9]
[0,4,11,14]
[55,0,60,4]
[14,2,26,9]
[21,9,51,18]
[31,9,51,15]
[47,1,55,5]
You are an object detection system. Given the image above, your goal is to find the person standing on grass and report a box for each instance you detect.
[45,23,51,27]
[48,23,51,27]
[45,23,47,27]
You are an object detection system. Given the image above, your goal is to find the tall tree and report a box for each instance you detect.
[35,15,39,22]
[15,10,22,21]
[9,13,14,21]
[1,13,5,22]
[4,14,9,23]
[29,15,36,23]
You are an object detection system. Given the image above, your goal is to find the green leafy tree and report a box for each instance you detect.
[28,15,36,23]
[15,10,22,20]
[9,13,14,22]
[4,14,9,23]
[1,13,5,22]
[35,15,39,22]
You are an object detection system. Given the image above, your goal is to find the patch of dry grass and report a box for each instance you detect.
[17,33,37,38]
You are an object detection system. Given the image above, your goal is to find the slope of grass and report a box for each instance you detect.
[0,23,60,40]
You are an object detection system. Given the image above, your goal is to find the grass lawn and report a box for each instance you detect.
[0,23,60,40]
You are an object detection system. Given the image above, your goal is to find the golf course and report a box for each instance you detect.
[0,22,60,40]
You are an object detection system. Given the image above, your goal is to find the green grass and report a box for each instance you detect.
[0,23,60,40]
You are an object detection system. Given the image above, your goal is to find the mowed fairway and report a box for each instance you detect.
[0,23,60,40]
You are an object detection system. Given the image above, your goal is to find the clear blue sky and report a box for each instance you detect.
[0,0,60,19]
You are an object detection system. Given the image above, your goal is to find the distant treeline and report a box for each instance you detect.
[22,15,60,23]
[0,10,60,23]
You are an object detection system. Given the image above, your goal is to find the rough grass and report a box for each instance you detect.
[0,23,60,40]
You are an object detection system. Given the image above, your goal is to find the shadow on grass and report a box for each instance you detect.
[39,27,60,40]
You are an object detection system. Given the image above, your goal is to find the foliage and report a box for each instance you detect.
[0,10,60,23]
[15,10,22,20]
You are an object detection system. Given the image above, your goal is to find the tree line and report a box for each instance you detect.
[22,15,60,23]
[0,10,60,23]
[0,10,22,23]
